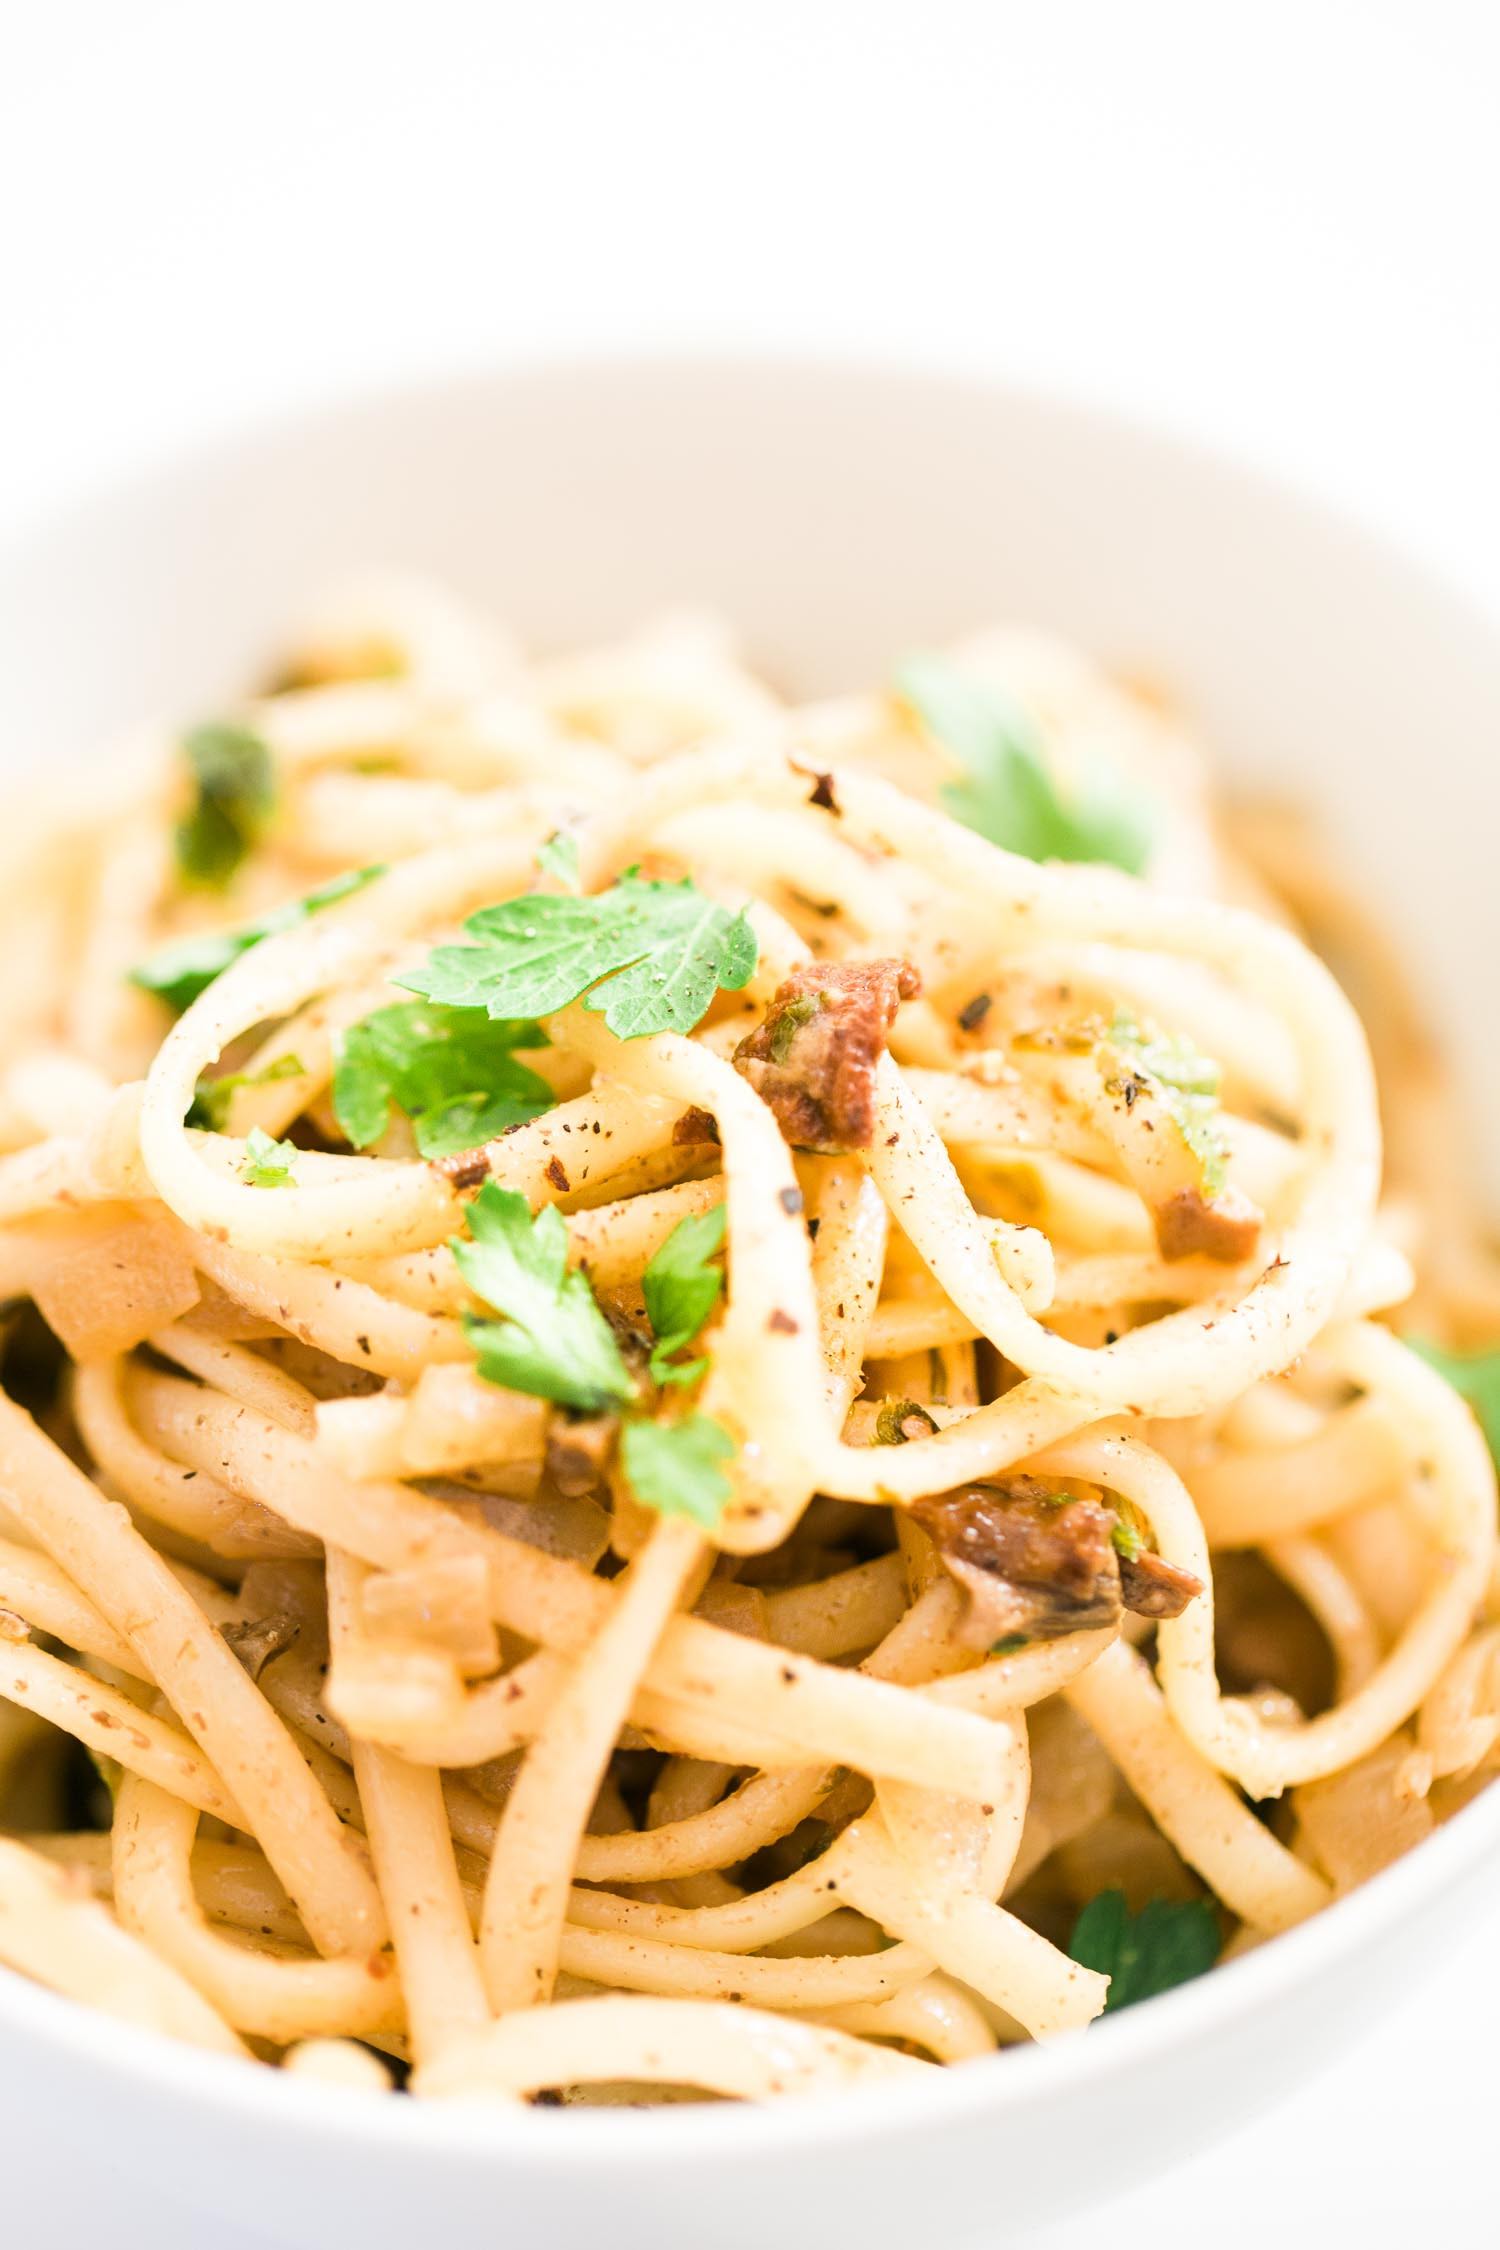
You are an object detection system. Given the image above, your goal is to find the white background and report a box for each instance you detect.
[2,3,1497,2243]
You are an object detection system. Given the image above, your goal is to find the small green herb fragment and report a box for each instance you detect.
[619,1412,736,1528]
[899,655,1156,876]
[767,992,822,1065]
[240,1125,299,1188]
[1109,1517,1144,1563]
[1103,1011,1229,1196]
[536,831,582,891]
[1410,1339,1500,1470]
[642,1202,728,1386]
[174,722,276,890]
[874,1399,939,1445]
[991,1632,1030,1656]
[189,1053,305,1133]
[399,870,758,1041]
[454,1181,635,1413]
[333,1002,553,1158]
[1069,1889,1220,2012]
[131,865,386,1014]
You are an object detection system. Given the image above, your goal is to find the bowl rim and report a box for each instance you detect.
[0,344,1497,2172]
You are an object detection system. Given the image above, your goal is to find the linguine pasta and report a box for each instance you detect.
[0,582,1494,2107]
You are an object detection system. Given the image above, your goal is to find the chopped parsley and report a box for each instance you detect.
[332,1002,553,1159]
[189,1053,305,1133]
[1069,1889,1221,2012]
[131,865,386,1014]
[1102,1011,1229,1196]
[1109,1517,1144,1564]
[451,1182,738,1524]
[767,992,822,1064]
[873,1398,939,1445]
[173,722,276,890]
[991,1632,1030,1656]
[453,1181,635,1413]
[898,655,1155,876]
[1411,1339,1500,1469]
[619,1412,736,1529]
[642,1202,727,1386]
[536,831,582,891]
[240,1125,299,1188]
[399,870,757,1041]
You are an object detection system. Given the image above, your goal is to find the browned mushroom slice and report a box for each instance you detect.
[733,958,921,1152]
[911,1479,1203,1648]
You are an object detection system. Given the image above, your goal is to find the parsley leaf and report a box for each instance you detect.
[642,1202,727,1386]
[620,1412,736,1528]
[899,656,1156,876]
[332,1002,553,1158]
[536,831,582,891]
[399,871,757,1041]
[174,722,276,890]
[240,1125,299,1187]
[1068,1889,1220,2012]
[1102,1010,1229,1195]
[453,1181,635,1412]
[1411,1339,1500,1469]
[130,865,385,1014]
[189,1052,305,1133]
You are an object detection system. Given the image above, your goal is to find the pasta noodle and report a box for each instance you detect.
[0,586,1492,2109]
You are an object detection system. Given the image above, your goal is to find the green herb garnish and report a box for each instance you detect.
[240,1125,299,1188]
[619,1412,736,1529]
[1103,1011,1228,1196]
[642,1203,727,1387]
[1069,1889,1220,2012]
[174,722,276,890]
[450,1182,738,1523]
[453,1181,635,1413]
[991,1632,1030,1656]
[899,655,1155,876]
[333,1002,553,1159]
[399,871,757,1041]
[131,865,386,1014]
[536,831,582,891]
[767,992,822,1065]
[873,1398,939,1445]
[189,1053,305,1133]
[1411,1339,1500,1469]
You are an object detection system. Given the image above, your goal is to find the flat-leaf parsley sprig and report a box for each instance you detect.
[619,1414,736,1530]
[400,870,757,1041]
[641,1202,728,1386]
[1068,1889,1220,2012]
[173,721,276,891]
[131,865,386,1014]
[453,1181,738,1525]
[453,1183,635,1413]
[898,655,1156,877]
[333,1001,554,1159]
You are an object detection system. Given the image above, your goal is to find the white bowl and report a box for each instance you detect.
[1,358,1497,2249]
